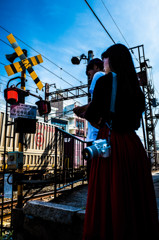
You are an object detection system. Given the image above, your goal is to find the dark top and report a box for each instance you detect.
[85,72,145,132]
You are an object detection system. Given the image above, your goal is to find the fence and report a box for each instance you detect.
[0,123,87,235]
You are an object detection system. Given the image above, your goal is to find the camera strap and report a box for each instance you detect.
[110,72,117,113]
[106,72,117,146]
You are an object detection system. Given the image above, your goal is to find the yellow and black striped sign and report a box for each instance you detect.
[5,55,43,76]
[5,34,43,90]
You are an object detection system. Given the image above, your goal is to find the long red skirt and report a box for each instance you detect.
[83,126,159,240]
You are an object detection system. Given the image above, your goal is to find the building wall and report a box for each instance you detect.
[63,103,87,139]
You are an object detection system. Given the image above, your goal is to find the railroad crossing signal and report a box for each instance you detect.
[4,33,43,90]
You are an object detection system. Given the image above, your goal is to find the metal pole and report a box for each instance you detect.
[54,127,57,199]
[87,50,94,103]
[44,83,49,122]
[17,54,27,208]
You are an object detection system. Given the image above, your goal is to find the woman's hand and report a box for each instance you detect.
[89,117,103,129]
[73,103,90,118]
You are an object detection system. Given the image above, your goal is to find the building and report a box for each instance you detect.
[63,103,87,138]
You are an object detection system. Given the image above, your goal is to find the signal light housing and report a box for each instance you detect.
[36,100,51,116]
[4,86,29,104]
[4,87,19,104]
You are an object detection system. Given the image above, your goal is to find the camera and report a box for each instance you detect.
[83,139,111,160]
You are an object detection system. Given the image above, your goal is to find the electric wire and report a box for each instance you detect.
[0,69,83,106]
[84,0,116,44]
[0,38,12,48]
[100,0,130,48]
[40,65,74,87]
[0,74,83,106]
[0,71,41,92]
[0,25,85,85]
[0,36,87,95]
[0,26,88,106]
[86,0,139,62]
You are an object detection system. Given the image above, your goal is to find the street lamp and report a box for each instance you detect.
[71,54,87,65]
[71,50,94,102]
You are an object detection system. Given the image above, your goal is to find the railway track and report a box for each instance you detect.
[0,179,85,224]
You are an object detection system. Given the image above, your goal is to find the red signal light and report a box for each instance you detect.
[35,100,51,116]
[4,88,18,104]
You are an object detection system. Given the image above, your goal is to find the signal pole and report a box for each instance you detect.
[44,83,49,122]
[17,51,27,208]
[71,50,94,103]
[87,50,94,102]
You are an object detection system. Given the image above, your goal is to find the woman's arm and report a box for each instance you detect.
[73,103,90,118]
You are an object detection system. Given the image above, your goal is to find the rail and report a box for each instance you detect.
[0,126,87,234]
[54,127,87,198]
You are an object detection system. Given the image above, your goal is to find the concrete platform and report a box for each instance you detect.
[12,185,88,240]
[13,174,159,240]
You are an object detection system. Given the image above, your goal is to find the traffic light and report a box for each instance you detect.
[4,85,29,105]
[4,86,18,104]
[36,100,51,116]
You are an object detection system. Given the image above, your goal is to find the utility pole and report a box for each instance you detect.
[87,50,94,102]
[44,83,49,122]
[47,50,94,105]
[71,50,94,103]
[5,49,28,208]
[17,51,27,208]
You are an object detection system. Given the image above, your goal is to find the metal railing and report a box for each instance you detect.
[0,126,87,235]
[54,127,87,198]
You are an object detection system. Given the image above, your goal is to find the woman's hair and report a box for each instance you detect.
[101,44,145,130]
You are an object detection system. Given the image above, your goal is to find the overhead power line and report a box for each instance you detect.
[99,0,139,62]
[0,38,70,85]
[0,28,87,97]
[0,42,84,106]
[84,1,138,62]
[84,0,116,44]
[0,38,12,48]
[0,25,84,85]
[100,0,130,48]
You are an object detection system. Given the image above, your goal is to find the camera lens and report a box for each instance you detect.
[83,147,93,160]
[83,145,99,160]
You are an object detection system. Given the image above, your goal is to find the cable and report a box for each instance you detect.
[0,26,87,106]
[84,0,116,44]
[0,25,85,85]
[0,38,12,48]
[40,66,88,99]
[0,66,85,105]
[100,0,130,48]
[40,65,73,87]
[96,0,138,62]
[0,73,84,106]
[0,71,39,91]
[0,36,87,94]
[83,1,139,62]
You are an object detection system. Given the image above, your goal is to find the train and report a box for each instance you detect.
[0,110,86,173]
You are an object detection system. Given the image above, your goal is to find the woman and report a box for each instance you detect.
[81,44,159,240]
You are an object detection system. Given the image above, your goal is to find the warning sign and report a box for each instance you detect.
[10,103,37,119]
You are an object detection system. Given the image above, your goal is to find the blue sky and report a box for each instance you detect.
[1,0,159,139]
